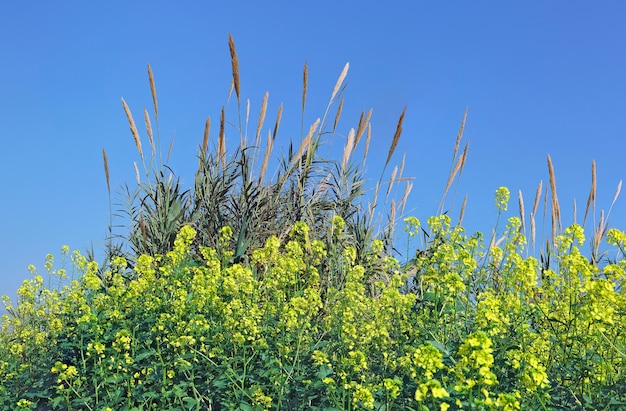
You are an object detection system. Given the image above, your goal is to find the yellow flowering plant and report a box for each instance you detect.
[1,197,626,409]
[1,36,625,409]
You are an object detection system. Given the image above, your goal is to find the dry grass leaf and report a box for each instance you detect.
[228,33,240,105]
[363,123,371,165]
[218,108,226,166]
[386,165,398,201]
[583,160,596,226]
[452,107,468,164]
[547,155,561,240]
[458,194,468,226]
[531,181,542,218]
[292,118,320,166]
[385,108,406,168]
[518,189,525,233]
[255,92,268,145]
[133,162,140,185]
[331,63,349,103]
[400,181,413,216]
[273,103,283,141]
[611,180,622,209]
[302,62,308,116]
[144,108,155,157]
[102,148,110,194]
[441,142,468,208]
[341,128,355,171]
[202,116,211,154]
[259,130,274,183]
[147,63,159,123]
[333,97,344,133]
[121,98,143,160]
[167,138,174,163]
[354,109,373,148]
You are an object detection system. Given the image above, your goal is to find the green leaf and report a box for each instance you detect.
[134,349,155,362]
[238,401,253,411]
[183,396,198,410]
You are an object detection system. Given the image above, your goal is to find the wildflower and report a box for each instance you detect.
[252,387,273,409]
[332,215,345,236]
[383,378,401,399]
[311,350,330,366]
[495,186,510,211]
[403,216,421,237]
[16,399,34,409]
[352,384,375,409]
[606,228,626,246]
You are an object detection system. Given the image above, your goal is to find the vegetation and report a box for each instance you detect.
[1,35,625,410]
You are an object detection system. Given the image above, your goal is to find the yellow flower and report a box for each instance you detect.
[495,186,510,211]
[16,399,34,409]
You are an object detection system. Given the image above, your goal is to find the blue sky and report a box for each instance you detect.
[1,2,625,303]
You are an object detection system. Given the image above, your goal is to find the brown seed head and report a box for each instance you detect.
[228,33,240,105]
[147,64,159,123]
[121,98,143,160]
[102,148,110,194]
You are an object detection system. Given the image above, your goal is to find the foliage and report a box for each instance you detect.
[3,35,626,410]
[2,199,626,409]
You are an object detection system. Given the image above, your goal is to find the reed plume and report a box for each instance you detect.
[228,33,241,105]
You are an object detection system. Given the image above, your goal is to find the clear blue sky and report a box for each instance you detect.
[1,2,625,304]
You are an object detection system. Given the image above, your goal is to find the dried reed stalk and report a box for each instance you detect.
[400,181,413,216]
[341,128,355,170]
[610,180,622,211]
[531,181,542,218]
[441,141,468,208]
[167,138,174,163]
[218,108,226,166]
[331,63,349,103]
[228,34,241,105]
[593,211,606,259]
[302,62,308,117]
[354,108,372,148]
[292,118,320,166]
[399,153,406,181]
[363,123,371,165]
[102,148,110,194]
[147,64,159,123]
[530,181,542,248]
[273,103,283,141]
[259,130,273,183]
[243,99,251,148]
[386,165,398,201]
[202,116,211,154]
[333,97,344,133]
[133,162,140,185]
[518,190,525,233]
[139,217,147,243]
[547,155,561,241]
[452,108,468,166]
[371,180,381,218]
[583,160,596,226]
[122,98,143,160]
[144,108,155,157]
[255,92,268,145]
[457,194,468,226]
[458,142,469,176]
[385,108,406,168]
[389,199,396,235]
